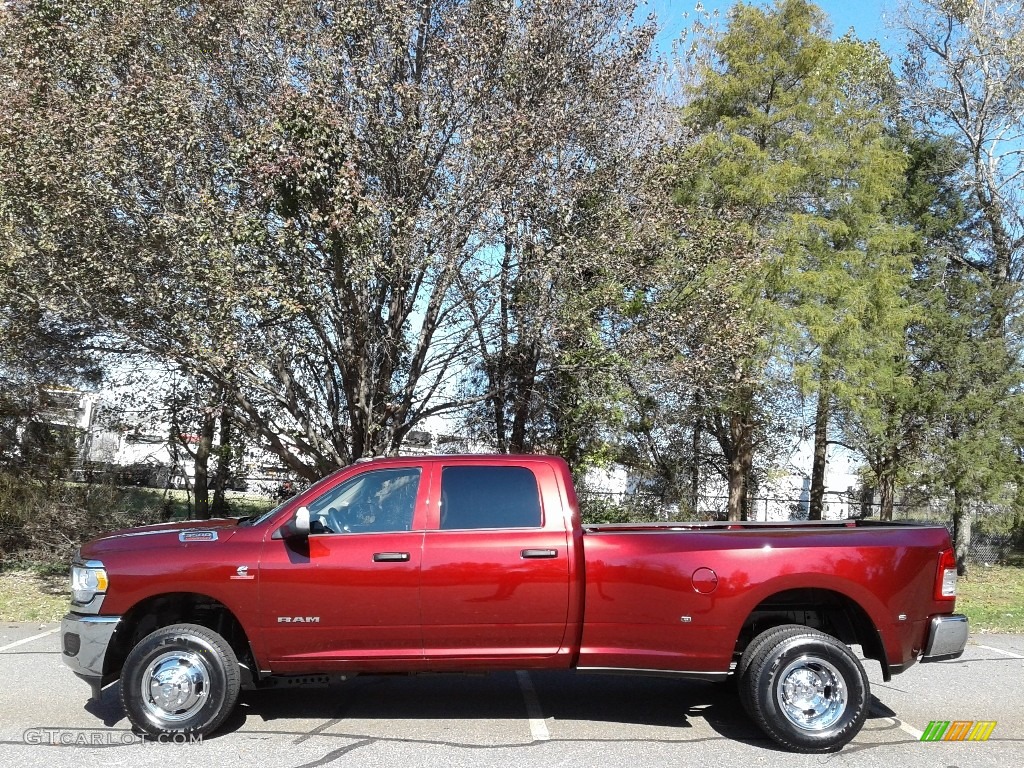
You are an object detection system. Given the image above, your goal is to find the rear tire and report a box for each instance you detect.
[742,625,868,753]
[736,623,795,716]
[120,623,240,738]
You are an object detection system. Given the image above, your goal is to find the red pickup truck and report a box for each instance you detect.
[61,454,968,753]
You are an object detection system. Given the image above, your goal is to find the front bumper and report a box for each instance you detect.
[921,614,969,662]
[60,613,121,697]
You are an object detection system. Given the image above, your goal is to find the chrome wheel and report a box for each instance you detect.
[775,655,847,731]
[140,650,211,723]
[121,624,240,738]
[744,626,868,752]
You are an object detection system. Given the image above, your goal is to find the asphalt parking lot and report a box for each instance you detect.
[1,622,1020,767]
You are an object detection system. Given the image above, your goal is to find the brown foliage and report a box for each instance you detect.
[1,1,667,478]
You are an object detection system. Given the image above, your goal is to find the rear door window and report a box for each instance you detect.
[439,466,542,529]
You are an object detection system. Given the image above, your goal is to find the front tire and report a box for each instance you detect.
[743,625,868,753]
[120,623,240,738]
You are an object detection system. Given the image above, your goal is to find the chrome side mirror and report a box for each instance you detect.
[275,505,312,540]
[292,505,311,537]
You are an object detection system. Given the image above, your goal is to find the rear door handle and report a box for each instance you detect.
[373,552,411,562]
[521,549,558,559]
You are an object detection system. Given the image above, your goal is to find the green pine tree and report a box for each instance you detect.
[676,0,910,519]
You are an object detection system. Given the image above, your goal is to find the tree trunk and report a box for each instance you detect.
[492,389,508,453]
[745,470,759,521]
[508,343,540,454]
[210,405,232,517]
[952,486,971,577]
[859,485,874,519]
[808,376,830,520]
[878,474,895,521]
[726,389,754,522]
[690,415,701,515]
[191,410,215,520]
[726,436,746,521]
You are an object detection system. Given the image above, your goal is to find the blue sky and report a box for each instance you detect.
[643,0,902,55]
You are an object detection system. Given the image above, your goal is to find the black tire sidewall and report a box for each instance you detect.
[737,623,800,718]
[120,625,236,737]
[750,634,868,752]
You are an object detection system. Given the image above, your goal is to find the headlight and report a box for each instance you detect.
[70,562,108,605]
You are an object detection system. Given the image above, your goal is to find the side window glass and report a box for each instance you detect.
[439,466,541,529]
[307,468,421,534]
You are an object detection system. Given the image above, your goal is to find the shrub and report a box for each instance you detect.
[0,472,168,572]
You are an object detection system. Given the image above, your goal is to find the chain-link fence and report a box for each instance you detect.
[575,488,1024,565]
[4,466,1022,568]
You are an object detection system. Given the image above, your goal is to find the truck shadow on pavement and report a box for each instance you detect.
[219,670,782,749]
[83,686,127,728]
[79,669,909,753]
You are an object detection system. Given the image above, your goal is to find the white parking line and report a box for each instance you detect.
[516,670,551,741]
[869,704,923,740]
[0,626,59,653]
[976,644,1024,660]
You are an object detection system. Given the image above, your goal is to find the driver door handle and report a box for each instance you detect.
[373,552,411,562]
[521,549,558,559]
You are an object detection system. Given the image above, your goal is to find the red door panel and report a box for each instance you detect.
[258,464,428,671]
[259,530,424,667]
[420,462,571,663]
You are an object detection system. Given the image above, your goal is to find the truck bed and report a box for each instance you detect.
[577,519,953,677]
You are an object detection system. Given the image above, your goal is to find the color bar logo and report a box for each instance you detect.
[920,721,997,742]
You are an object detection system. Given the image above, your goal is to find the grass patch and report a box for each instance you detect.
[0,570,68,623]
[109,486,275,521]
[2,555,1020,631]
[957,565,1024,633]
